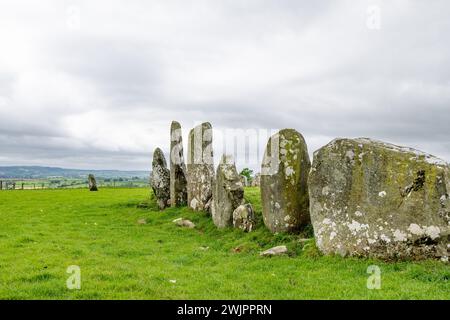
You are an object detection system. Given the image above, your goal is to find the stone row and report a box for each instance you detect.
[150,122,449,261]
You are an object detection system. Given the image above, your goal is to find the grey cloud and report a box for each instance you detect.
[0,0,449,170]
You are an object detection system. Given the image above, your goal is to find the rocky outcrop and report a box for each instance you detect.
[233,203,256,232]
[170,121,188,207]
[211,155,244,228]
[88,174,98,191]
[309,138,450,261]
[150,148,170,210]
[186,122,214,211]
[260,129,311,233]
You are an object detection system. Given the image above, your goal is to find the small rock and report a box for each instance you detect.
[173,218,196,228]
[260,245,288,256]
[137,219,147,225]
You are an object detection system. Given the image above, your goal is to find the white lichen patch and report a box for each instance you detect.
[380,234,391,243]
[322,186,330,196]
[347,220,369,235]
[354,210,364,217]
[408,223,424,236]
[424,226,440,240]
[393,229,407,242]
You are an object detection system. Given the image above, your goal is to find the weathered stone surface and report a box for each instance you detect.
[187,122,214,211]
[261,129,311,233]
[150,147,170,210]
[251,173,261,187]
[309,138,450,261]
[170,121,188,207]
[173,218,196,228]
[211,155,244,228]
[88,174,98,191]
[233,203,256,232]
[260,245,288,256]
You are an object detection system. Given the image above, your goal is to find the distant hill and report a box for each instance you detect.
[0,166,149,179]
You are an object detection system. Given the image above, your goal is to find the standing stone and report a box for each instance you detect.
[239,175,248,187]
[187,122,214,211]
[251,173,261,187]
[233,203,256,232]
[261,129,311,233]
[211,155,244,228]
[309,138,450,261]
[88,174,98,191]
[170,121,188,207]
[150,148,170,210]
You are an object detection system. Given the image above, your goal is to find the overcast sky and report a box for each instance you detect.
[0,0,449,171]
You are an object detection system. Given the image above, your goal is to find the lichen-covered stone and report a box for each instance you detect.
[261,129,311,233]
[150,147,170,210]
[170,121,188,207]
[186,122,214,211]
[309,138,450,261]
[233,203,256,232]
[88,174,98,191]
[211,155,244,228]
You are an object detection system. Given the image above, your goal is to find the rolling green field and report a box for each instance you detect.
[0,187,448,300]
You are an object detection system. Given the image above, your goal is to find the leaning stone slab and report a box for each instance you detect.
[186,122,214,211]
[88,174,98,191]
[211,155,244,228]
[261,129,311,233]
[309,138,450,261]
[150,147,170,210]
[233,203,256,232]
[170,121,188,207]
[260,245,288,256]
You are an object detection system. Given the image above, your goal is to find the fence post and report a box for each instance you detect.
[0,180,2,190]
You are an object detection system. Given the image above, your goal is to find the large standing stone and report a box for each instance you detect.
[261,129,311,233]
[88,174,98,191]
[170,121,188,206]
[309,138,450,261]
[187,122,214,211]
[150,147,170,210]
[211,155,244,228]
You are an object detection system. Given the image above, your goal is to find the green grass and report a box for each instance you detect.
[0,187,448,300]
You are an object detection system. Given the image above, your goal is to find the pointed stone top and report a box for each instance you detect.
[171,121,181,130]
[220,154,235,165]
[153,148,167,168]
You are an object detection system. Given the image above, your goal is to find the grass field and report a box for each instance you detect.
[0,187,448,300]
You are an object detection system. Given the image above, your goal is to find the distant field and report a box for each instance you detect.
[0,187,448,299]
[0,177,149,190]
